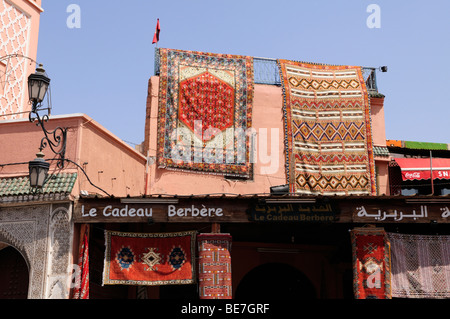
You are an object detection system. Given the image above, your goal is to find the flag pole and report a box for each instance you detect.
[430,150,434,195]
[152,18,160,48]
[152,18,160,75]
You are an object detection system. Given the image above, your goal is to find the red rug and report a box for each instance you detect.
[72,224,89,299]
[157,48,254,178]
[351,228,391,299]
[103,230,196,286]
[198,233,232,299]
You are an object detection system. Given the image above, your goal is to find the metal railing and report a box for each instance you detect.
[154,49,378,92]
[362,67,378,92]
[253,57,281,85]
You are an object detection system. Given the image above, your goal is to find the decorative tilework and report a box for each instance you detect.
[0,173,77,197]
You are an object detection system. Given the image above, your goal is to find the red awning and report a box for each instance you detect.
[395,158,450,181]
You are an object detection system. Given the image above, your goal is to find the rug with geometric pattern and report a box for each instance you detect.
[198,233,232,299]
[278,59,376,195]
[157,48,254,178]
[351,227,392,299]
[103,230,196,286]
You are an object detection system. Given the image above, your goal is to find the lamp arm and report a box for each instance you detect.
[40,158,112,197]
[29,104,67,169]
[0,54,37,64]
[59,158,112,198]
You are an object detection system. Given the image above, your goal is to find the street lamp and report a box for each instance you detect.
[28,150,50,188]
[27,64,50,111]
[27,64,67,188]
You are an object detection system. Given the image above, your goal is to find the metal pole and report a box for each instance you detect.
[430,150,434,195]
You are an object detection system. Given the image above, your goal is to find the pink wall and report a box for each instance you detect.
[370,97,387,146]
[370,97,391,195]
[0,113,147,197]
[144,76,390,196]
[0,115,79,178]
[76,115,147,197]
[376,161,390,195]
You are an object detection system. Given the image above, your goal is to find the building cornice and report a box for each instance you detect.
[24,0,44,13]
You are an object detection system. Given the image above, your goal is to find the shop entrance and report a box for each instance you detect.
[234,262,316,300]
[0,244,29,299]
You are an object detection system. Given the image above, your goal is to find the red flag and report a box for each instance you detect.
[152,19,160,44]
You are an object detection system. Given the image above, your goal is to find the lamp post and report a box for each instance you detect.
[27,64,67,187]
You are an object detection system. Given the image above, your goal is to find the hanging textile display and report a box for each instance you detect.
[278,59,376,195]
[198,233,233,299]
[387,233,450,299]
[351,228,392,299]
[72,224,90,299]
[157,48,254,178]
[103,230,196,286]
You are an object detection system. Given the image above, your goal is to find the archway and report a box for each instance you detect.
[235,263,316,300]
[0,244,29,299]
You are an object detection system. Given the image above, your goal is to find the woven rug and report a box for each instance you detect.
[387,233,450,299]
[103,230,196,286]
[72,224,89,299]
[157,48,254,177]
[198,233,232,299]
[278,60,376,195]
[351,228,392,299]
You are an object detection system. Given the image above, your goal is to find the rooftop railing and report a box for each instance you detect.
[154,49,379,92]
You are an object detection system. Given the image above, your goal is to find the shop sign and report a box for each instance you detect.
[249,203,337,222]
[353,205,450,223]
[80,204,224,218]
[74,200,249,223]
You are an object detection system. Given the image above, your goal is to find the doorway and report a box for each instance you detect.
[235,262,316,300]
[0,245,29,299]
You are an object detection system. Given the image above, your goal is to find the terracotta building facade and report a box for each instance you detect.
[1,3,449,300]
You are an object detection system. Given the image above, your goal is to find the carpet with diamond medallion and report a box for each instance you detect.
[157,48,254,178]
[103,230,196,286]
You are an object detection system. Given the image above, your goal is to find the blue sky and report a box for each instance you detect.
[36,1,450,146]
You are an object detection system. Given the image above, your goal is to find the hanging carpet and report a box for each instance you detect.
[103,230,196,286]
[157,48,254,178]
[198,233,233,299]
[72,224,90,299]
[278,60,376,195]
[387,232,450,299]
[351,227,392,299]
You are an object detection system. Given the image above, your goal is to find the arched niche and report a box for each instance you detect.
[0,243,30,299]
[235,262,317,300]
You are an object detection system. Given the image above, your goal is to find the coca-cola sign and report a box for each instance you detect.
[396,158,450,181]
[402,169,450,181]
[404,172,422,179]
